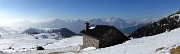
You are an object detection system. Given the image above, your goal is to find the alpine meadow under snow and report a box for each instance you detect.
[77,28,180,54]
[0,26,82,54]
[0,25,180,54]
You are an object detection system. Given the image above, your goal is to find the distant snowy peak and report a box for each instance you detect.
[48,18,84,23]
[65,19,84,22]
[6,17,153,33]
[176,10,180,13]
[127,18,157,24]
[91,17,127,24]
[100,17,126,22]
[89,17,127,24]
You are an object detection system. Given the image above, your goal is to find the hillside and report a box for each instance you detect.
[0,26,81,53]
[129,11,180,38]
[22,27,77,39]
[78,28,180,54]
[9,28,180,54]
[120,23,152,35]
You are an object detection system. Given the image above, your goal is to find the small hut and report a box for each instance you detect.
[80,21,129,49]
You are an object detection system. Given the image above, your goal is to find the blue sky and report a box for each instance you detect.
[0,0,180,24]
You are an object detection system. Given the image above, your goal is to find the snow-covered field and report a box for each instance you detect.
[78,28,180,54]
[0,26,83,54]
[1,26,180,54]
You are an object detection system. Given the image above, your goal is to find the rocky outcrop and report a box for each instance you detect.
[59,28,77,38]
[36,46,45,50]
[46,28,77,38]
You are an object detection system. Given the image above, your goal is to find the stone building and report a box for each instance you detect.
[80,21,130,49]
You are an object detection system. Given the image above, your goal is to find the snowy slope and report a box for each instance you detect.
[79,28,180,54]
[43,36,83,49]
[0,35,82,53]
[1,26,180,54]
[12,36,83,54]
[0,26,20,39]
[0,26,82,53]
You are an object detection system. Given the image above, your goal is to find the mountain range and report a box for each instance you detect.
[6,17,156,34]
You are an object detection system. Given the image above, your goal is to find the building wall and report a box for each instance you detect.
[99,29,128,48]
[81,34,99,49]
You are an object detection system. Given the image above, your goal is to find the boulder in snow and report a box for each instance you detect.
[36,46,45,50]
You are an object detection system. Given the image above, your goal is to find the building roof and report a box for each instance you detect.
[80,25,126,39]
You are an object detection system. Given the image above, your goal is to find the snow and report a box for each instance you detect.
[178,14,180,18]
[82,47,96,51]
[12,45,81,54]
[89,27,95,29]
[0,38,57,53]
[1,26,180,54]
[0,26,83,53]
[0,35,82,53]
[79,28,180,54]
[176,10,180,13]
[43,36,83,49]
